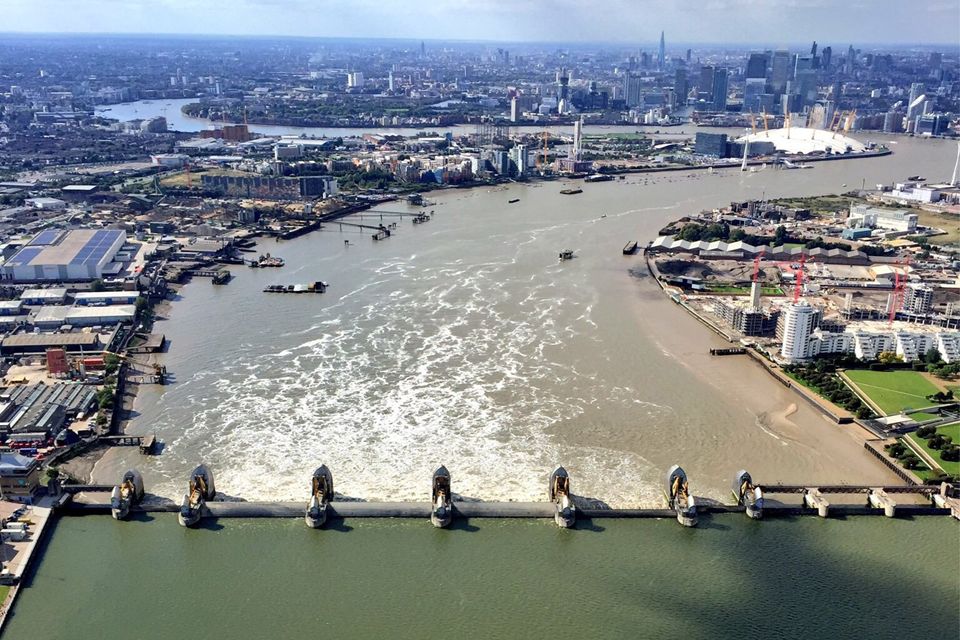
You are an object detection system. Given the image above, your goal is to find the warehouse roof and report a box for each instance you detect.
[6,229,125,268]
[2,333,101,348]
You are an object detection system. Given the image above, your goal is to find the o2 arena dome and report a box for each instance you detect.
[736,127,867,155]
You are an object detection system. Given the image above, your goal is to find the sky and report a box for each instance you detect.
[1,0,959,46]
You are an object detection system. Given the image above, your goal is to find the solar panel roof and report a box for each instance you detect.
[4,229,125,268]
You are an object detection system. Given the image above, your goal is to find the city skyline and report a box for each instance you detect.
[2,0,959,45]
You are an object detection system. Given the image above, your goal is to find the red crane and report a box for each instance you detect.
[793,254,807,303]
[888,256,911,324]
[751,249,766,283]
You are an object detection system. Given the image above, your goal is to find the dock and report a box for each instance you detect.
[709,347,747,356]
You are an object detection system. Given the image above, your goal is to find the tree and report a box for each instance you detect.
[924,347,942,365]
[878,351,903,364]
[773,225,788,245]
[104,353,121,376]
[90,279,106,292]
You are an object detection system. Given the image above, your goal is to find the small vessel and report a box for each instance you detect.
[430,465,453,528]
[548,466,576,528]
[732,469,763,520]
[559,249,575,261]
[584,174,613,183]
[508,198,520,203]
[305,465,334,529]
[559,188,583,195]
[249,253,285,268]
[178,464,216,528]
[412,213,431,224]
[623,240,638,255]
[263,281,327,294]
[664,465,698,527]
[110,469,144,521]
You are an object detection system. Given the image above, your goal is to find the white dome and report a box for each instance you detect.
[736,127,867,155]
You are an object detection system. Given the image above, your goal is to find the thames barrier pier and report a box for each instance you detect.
[71,465,960,526]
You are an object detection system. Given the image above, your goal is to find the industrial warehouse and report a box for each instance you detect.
[1,229,127,283]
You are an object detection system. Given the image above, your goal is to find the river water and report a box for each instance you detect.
[95,97,695,138]
[4,515,957,640]
[89,133,958,506]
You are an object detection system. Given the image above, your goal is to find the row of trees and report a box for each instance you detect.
[782,361,874,419]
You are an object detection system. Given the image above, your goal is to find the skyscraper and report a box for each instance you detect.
[711,69,728,112]
[624,74,643,108]
[674,69,689,107]
[658,31,666,71]
[908,82,925,105]
[769,50,792,93]
[780,302,819,362]
[698,65,715,101]
[746,53,768,79]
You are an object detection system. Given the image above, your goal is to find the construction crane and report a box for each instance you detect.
[888,256,911,324]
[748,111,757,135]
[752,249,766,283]
[536,131,551,173]
[793,254,807,303]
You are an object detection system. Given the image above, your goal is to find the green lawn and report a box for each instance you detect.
[705,285,785,295]
[844,369,941,416]
[907,422,960,476]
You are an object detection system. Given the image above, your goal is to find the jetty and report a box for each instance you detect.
[709,347,747,356]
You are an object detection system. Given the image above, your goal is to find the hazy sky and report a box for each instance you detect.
[2,0,959,45]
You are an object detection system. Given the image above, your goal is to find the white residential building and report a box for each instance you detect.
[780,302,819,362]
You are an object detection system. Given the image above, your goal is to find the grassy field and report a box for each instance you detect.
[705,285,785,295]
[915,210,960,246]
[769,195,866,217]
[907,422,960,476]
[844,369,940,417]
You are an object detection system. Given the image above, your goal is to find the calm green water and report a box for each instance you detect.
[4,516,958,639]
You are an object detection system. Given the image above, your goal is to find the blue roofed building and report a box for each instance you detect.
[1,229,127,283]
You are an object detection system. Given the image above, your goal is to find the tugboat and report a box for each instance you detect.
[305,465,334,529]
[110,469,144,520]
[548,466,576,528]
[558,249,575,261]
[664,465,698,527]
[178,464,216,528]
[732,469,764,520]
[430,466,453,528]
